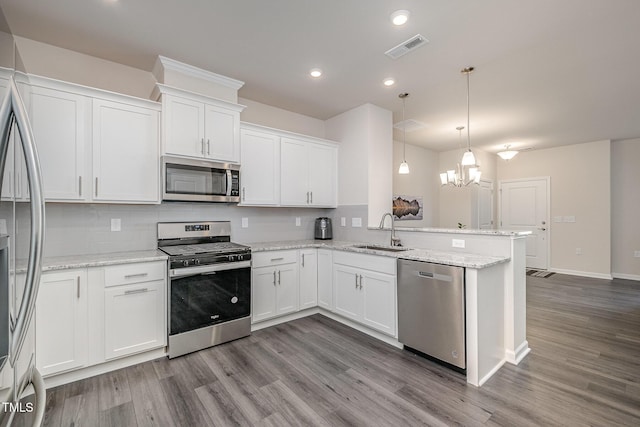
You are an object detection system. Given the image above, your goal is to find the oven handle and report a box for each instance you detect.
[170,260,251,278]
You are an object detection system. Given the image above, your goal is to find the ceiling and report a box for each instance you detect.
[1,0,639,153]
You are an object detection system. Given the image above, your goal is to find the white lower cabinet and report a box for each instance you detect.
[104,280,165,360]
[36,270,88,377]
[252,250,299,323]
[299,249,318,310]
[332,252,397,336]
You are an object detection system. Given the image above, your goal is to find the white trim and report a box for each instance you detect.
[153,83,246,112]
[550,268,613,280]
[251,308,320,331]
[319,309,403,349]
[505,340,530,364]
[477,359,507,387]
[240,121,339,147]
[42,348,166,389]
[612,272,640,281]
[153,56,245,90]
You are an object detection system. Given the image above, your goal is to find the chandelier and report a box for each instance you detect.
[440,126,481,187]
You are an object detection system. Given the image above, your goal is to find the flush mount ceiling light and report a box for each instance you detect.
[383,78,395,87]
[497,144,519,161]
[460,67,477,166]
[390,10,410,26]
[309,68,322,78]
[398,93,410,174]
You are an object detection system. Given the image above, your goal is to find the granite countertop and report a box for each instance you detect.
[248,240,508,269]
[17,250,168,274]
[374,226,532,237]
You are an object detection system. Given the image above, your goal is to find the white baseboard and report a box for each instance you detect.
[477,358,506,387]
[550,268,613,280]
[318,309,403,349]
[505,340,530,365]
[612,272,640,282]
[251,308,320,331]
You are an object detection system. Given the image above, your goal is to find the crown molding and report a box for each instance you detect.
[153,56,244,90]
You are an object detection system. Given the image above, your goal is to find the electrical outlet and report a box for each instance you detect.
[351,217,362,227]
[452,239,465,249]
[575,248,582,255]
[341,217,346,227]
[241,217,249,228]
[634,251,640,258]
[295,217,301,227]
[111,218,121,232]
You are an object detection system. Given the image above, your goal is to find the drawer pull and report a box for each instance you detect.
[124,273,149,279]
[125,288,148,295]
[270,257,284,262]
[77,276,80,298]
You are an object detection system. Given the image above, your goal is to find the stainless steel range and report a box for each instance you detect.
[158,221,251,358]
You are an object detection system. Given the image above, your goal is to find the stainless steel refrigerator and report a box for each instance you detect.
[0,37,46,426]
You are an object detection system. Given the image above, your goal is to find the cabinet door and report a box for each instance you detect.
[164,95,205,158]
[307,143,337,207]
[276,263,299,316]
[317,249,333,311]
[252,267,277,322]
[36,270,88,377]
[299,249,317,310]
[104,280,165,360]
[30,86,88,200]
[92,99,159,203]
[240,129,280,205]
[333,264,362,321]
[204,104,239,162]
[280,137,309,206]
[361,271,396,336]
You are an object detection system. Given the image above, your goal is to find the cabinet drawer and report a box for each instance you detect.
[252,250,297,268]
[104,261,166,287]
[332,251,396,275]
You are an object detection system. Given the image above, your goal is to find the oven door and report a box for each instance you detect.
[169,261,250,336]
[163,156,240,203]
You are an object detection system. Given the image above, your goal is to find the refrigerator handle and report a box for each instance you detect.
[6,77,45,366]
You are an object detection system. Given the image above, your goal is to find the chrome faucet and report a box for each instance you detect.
[379,213,401,246]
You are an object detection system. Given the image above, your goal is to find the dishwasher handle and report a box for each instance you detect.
[417,271,454,282]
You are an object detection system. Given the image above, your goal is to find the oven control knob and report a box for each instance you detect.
[182,260,189,267]
[228,255,235,262]
[194,259,200,265]
[238,254,244,261]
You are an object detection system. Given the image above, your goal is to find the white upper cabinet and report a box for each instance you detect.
[240,127,280,205]
[92,98,160,203]
[29,86,89,201]
[157,85,245,163]
[281,137,337,207]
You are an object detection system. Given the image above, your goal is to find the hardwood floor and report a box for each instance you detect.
[27,274,640,426]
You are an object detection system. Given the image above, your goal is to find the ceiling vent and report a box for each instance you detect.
[394,119,428,133]
[385,34,429,59]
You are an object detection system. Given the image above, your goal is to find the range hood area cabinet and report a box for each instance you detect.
[153,84,245,164]
[1,75,161,204]
[239,122,337,208]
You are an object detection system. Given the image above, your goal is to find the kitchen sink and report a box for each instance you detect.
[352,244,410,252]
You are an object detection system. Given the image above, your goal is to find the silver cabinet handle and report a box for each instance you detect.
[124,273,148,279]
[201,138,205,155]
[306,192,309,204]
[277,270,281,285]
[124,288,148,295]
[355,274,358,288]
[79,176,82,197]
[207,139,211,155]
[242,187,246,202]
[310,191,313,204]
[273,270,276,286]
[95,177,98,197]
[271,257,284,262]
[359,275,363,289]
[77,276,80,298]
[301,253,305,267]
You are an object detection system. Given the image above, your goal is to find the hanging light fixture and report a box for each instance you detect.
[440,126,481,187]
[460,67,477,166]
[497,144,519,161]
[398,92,410,174]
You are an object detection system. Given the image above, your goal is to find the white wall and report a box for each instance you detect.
[367,104,393,227]
[392,141,439,227]
[497,140,611,276]
[611,138,640,279]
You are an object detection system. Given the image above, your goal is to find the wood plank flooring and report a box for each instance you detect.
[22,274,640,426]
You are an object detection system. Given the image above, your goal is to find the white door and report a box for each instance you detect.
[164,95,205,158]
[240,129,280,205]
[252,267,277,322]
[36,270,88,377]
[478,180,494,229]
[299,249,318,310]
[30,86,88,200]
[280,137,309,206]
[275,264,299,316]
[92,99,159,203]
[317,249,333,311]
[333,264,362,321]
[500,177,550,269]
[307,143,336,207]
[204,104,239,162]
[361,271,396,336]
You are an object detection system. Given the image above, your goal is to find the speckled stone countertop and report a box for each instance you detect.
[17,250,168,274]
[248,240,508,269]
[374,227,532,237]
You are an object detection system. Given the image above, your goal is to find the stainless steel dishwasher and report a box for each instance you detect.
[397,259,466,371]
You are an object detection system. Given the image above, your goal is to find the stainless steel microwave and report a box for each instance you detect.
[162,156,240,203]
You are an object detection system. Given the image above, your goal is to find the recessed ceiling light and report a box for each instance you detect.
[310,68,322,78]
[390,10,410,26]
[383,78,395,87]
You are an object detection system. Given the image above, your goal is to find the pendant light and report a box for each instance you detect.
[398,92,410,174]
[460,67,477,166]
